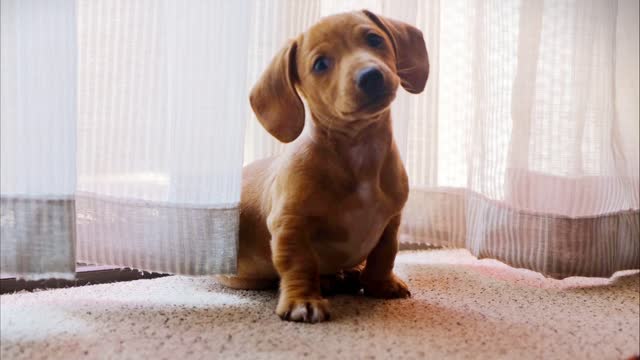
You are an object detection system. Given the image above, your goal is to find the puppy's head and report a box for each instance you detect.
[250,10,429,143]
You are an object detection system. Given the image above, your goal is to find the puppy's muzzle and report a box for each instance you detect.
[356,67,386,98]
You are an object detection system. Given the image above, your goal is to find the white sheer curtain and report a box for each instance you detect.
[1,0,77,279]
[2,0,638,280]
[1,0,250,278]
[399,0,639,277]
[244,0,640,278]
[74,0,249,275]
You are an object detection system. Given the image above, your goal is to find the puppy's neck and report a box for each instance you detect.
[306,109,393,178]
[307,109,392,141]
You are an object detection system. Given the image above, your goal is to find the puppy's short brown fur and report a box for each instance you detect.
[218,10,429,323]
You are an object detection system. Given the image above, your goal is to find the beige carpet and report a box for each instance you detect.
[1,250,639,360]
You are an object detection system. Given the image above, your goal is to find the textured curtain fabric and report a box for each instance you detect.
[1,0,77,279]
[74,0,250,275]
[243,0,640,278]
[1,0,250,278]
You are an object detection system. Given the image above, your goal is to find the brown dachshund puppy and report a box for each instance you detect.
[218,10,429,323]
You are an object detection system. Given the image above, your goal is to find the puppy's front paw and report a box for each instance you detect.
[276,295,330,323]
[363,274,410,299]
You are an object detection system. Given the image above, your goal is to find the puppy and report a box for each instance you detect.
[218,10,429,323]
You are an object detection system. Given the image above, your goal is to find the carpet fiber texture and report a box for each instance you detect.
[1,250,639,360]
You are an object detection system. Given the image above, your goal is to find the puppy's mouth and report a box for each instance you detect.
[350,91,395,115]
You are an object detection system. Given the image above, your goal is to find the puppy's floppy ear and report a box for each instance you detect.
[250,40,304,143]
[363,10,429,94]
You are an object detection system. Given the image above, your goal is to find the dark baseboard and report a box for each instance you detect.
[1,247,440,294]
[0,265,168,294]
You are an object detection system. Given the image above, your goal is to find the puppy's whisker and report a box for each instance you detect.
[397,65,422,73]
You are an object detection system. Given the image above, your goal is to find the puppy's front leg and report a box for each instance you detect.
[270,216,329,323]
[361,215,411,298]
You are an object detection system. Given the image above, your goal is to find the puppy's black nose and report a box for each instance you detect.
[356,67,385,97]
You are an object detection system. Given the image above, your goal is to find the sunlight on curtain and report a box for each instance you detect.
[74,0,250,275]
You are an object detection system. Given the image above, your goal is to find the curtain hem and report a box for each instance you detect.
[75,193,238,276]
[1,196,77,280]
[401,188,640,279]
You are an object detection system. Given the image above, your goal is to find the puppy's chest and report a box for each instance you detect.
[341,180,392,240]
[314,179,400,272]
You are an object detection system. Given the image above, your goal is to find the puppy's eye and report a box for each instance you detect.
[366,33,384,48]
[312,56,330,73]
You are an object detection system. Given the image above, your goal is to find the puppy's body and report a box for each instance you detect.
[233,114,407,279]
[218,10,428,322]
